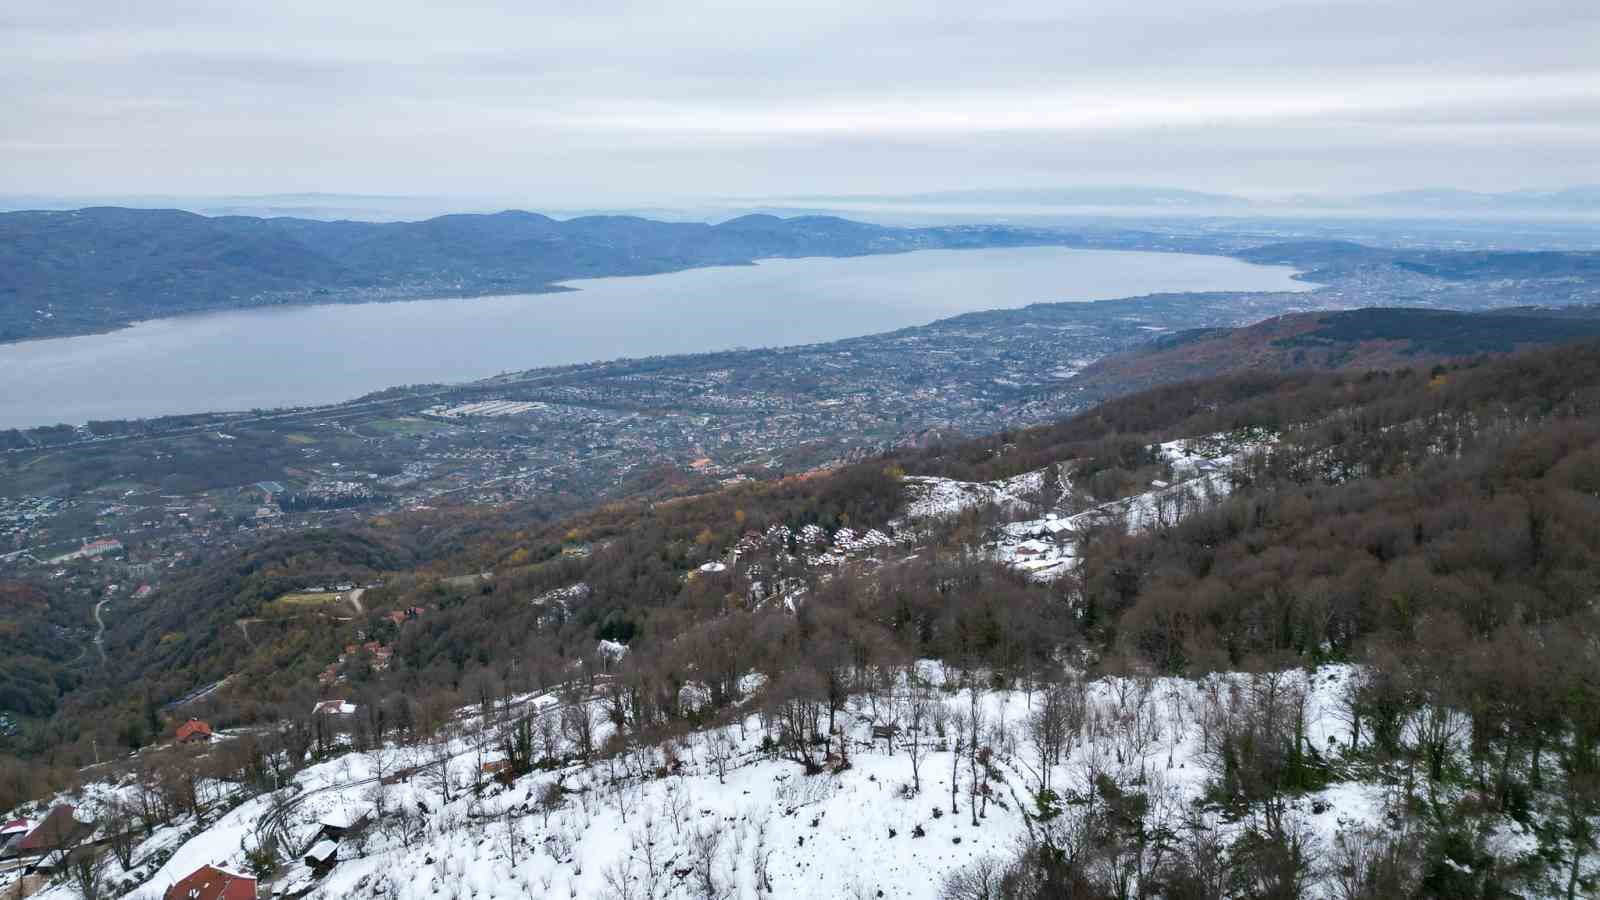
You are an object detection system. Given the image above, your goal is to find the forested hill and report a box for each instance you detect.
[1068,305,1600,396]
[19,335,1600,774]
[1235,239,1600,282]
[0,207,1055,341]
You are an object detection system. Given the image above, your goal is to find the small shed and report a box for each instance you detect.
[314,806,370,843]
[304,839,338,873]
[1042,518,1074,537]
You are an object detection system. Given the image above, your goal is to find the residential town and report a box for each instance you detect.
[0,255,1571,604]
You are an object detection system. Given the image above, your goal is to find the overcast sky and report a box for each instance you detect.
[4,0,1597,204]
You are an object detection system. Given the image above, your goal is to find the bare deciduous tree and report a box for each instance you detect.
[561,696,596,762]
[704,725,736,784]
[966,685,988,826]
[499,806,522,868]
[600,857,638,900]
[903,686,933,795]
[1026,680,1083,794]
[102,799,136,870]
[938,853,1005,900]
[689,823,731,900]
[1329,824,1419,900]
[67,847,110,900]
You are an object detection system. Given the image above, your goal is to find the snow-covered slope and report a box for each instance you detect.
[13,655,1588,900]
[895,467,1055,523]
[899,430,1275,581]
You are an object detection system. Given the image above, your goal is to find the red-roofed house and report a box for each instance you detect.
[0,817,33,855]
[385,606,426,625]
[163,864,257,900]
[10,805,83,860]
[312,700,357,718]
[176,719,213,743]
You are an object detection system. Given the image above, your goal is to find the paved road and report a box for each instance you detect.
[91,597,110,663]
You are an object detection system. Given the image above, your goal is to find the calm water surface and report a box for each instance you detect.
[0,247,1309,428]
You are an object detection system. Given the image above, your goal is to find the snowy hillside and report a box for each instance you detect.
[14,658,1585,900]
[894,430,1275,582]
[0,667,1434,899]
[896,469,1051,523]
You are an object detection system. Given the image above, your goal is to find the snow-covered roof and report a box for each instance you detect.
[307,839,338,862]
[319,806,369,829]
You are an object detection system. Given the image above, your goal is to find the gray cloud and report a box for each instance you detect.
[3,0,1597,202]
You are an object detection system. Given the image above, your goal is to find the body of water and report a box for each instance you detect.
[0,246,1310,428]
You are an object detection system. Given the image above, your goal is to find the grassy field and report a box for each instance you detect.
[260,590,344,618]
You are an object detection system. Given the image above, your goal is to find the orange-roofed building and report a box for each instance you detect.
[163,864,257,900]
[175,719,213,743]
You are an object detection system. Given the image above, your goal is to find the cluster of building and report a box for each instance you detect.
[46,536,123,564]
[0,495,71,553]
[421,399,546,419]
[317,639,393,686]
[316,605,421,686]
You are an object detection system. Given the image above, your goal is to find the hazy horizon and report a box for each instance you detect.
[5,0,1597,202]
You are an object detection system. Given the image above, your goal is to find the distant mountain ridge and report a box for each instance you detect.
[1354,185,1600,212]
[0,207,1056,342]
[783,185,1250,207]
[775,184,1600,214]
[1234,240,1600,282]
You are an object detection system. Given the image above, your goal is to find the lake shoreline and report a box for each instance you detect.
[0,240,1244,347]
[0,246,1310,429]
[0,284,1325,449]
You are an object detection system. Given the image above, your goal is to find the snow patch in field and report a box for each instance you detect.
[531,582,589,608]
[897,475,1036,522]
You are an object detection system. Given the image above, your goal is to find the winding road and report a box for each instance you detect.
[90,597,110,663]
